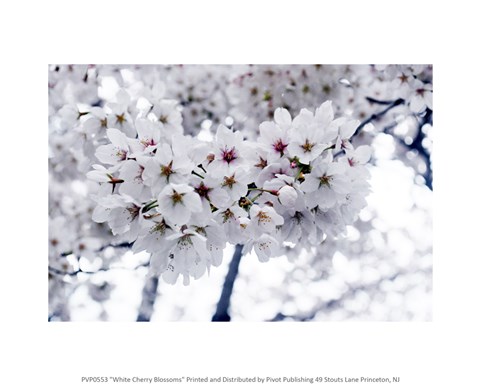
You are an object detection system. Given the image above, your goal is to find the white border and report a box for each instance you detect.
[2,1,479,383]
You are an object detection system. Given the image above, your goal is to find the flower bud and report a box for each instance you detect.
[278,185,297,208]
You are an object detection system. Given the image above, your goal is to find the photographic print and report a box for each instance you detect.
[48,64,432,322]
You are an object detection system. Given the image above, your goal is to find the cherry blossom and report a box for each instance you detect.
[207,124,246,174]
[157,183,202,226]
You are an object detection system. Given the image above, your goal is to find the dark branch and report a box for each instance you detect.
[136,275,159,322]
[365,96,401,105]
[48,266,96,276]
[212,244,244,322]
[390,108,433,190]
[357,97,432,190]
[59,241,134,258]
[355,98,405,134]
[97,241,134,252]
[48,260,149,277]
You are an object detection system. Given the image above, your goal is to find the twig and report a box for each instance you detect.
[48,260,149,277]
[355,98,405,134]
[59,241,134,258]
[389,108,433,190]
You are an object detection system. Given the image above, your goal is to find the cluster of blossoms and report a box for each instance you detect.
[85,88,371,285]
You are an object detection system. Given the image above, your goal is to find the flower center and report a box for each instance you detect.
[171,191,184,205]
[320,175,332,187]
[195,182,211,198]
[116,149,127,161]
[126,205,140,221]
[222,209,235,223]
[399,73,409,83]
[160,161,174,178]
[300,139,315,153]
[273,139,288,155]
[221,147,237,164]
[255,156,268,169]
[222,175,236,189]
[257,210,272,224]
[141,138,156,147]
[116,113,126,125]
[150,221,166,235]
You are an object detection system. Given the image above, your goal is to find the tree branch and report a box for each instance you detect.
[48,260,149,277]
[365,96,401,105]
[136,274,159,322]
[358,97,433,190]
[59,241,134,258]
[212,244,244,322]
[355,98,405,134]
[389,108,433,190]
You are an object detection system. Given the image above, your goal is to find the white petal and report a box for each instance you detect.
[92,206,109,223]
[424,91,433,109]
[259,121,280,143]
[328,162,346,175]
[141,159,160,186]
[209,188,230,209]
[354,145,372,164]
[135,118,154,140]
[162,269,180,284]
[170,205,191,225]
[331,175,350,194]
[183,192,202,212]
[86,170,109,182]
[106,128,128,149]
[155,143,173,164]
[340,120,359,139]
[315,100,334,128]
[95,144,120,165]
[274,108,292,126]
[269,208,285,226]
[191,235,210,259]
[292,108,314,128]
[300,174,319,193]
[83,118,100,134]
[215,124,232,143]
[304,190,320,209]
[410,95,425,113]
[317,187,337,209]
[254,235,278,262]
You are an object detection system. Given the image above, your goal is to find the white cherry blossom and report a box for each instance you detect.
[207,124,246,174]
[141,142,194,195]
[95,128,134,165]
[301,161,350,209]
[157,183,202,226]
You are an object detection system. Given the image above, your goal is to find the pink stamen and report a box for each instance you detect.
[273,139,288,155]
[221,147,237,164]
